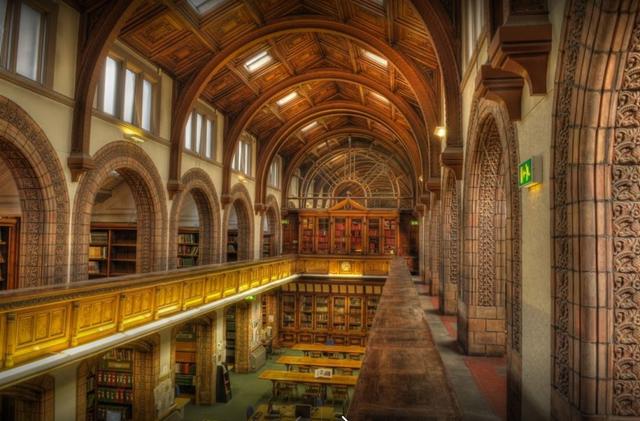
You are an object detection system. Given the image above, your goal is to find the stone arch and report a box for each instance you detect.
[0,96,70,287]
[439,167,460,315]
[71,141,167,281]
[169,168,221,268]
[551,2,640,417]
[428,195,442,296]
[223,183,254,262]
[461,96,521,418]
[0,374,54,420]
[261,195,281,257]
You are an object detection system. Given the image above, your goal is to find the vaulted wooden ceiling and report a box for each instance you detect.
[107,0,447,206]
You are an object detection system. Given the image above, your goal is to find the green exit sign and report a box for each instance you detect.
[518,157,541,188]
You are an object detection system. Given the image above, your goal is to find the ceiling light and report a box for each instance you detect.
[244,51,272,73]
[187,0,225,14]
[276,91,298,107]
[362,49,388,67]
[434,126,447,138]
[301,121,318,132]
[370,92,389,103]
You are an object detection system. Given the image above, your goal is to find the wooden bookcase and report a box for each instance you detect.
[225,307,236,366]
[278,279,383,346]
[226,229,238,262]
[177,228,199,268]
[89,224,137,279]
[294,199,400,257]
[0,217,19,290]
[95,348,134,421]
[262,233,272,257]
[175,326,197,401]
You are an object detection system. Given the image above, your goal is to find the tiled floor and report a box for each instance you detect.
[419,287,507,421]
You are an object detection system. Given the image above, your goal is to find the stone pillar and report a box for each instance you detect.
[235,302,251,373]
[52,362,78,421]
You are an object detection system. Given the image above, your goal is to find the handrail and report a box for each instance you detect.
[0,254,392,373]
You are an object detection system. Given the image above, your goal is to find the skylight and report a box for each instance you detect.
[362,49,388,67]
[301,121,318,132]
[370,92,389,103]
[187,0,225,14]
[276,91,299,107]
[244,51,273,73]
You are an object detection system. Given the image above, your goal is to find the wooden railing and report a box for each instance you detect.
[0,254,391,372]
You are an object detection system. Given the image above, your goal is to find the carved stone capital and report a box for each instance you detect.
[166,179,183,199]
[440,146,464,179]
[254,203,266,215]
[476,64,524,121]
[220,194,232,206]
[67,152,95,182]
[426,177,441,193]
[489,20,552,95]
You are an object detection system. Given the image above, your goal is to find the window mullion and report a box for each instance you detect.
[116,59,126,120]
[7,0,19,73]
[133,71,142,127]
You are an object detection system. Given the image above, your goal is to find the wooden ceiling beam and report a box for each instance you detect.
[347,41,360,74]
[161,0,220,53]
[358,85,366,106]
[267,39,296,76]
[334,0,351,22]
[385,0,397,46]
[225,63,261,95]
[242,0,264,26]
[298,84,316,107]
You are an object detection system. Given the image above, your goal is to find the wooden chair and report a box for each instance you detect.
[275,382,297,401]
[302,383,322,404]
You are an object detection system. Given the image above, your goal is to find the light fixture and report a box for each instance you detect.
[362,49,388,67]
[276,91,298,107]
[434,126,447,138]
[122,129,145,143]
[301,121,318,132]
[244,51,272,73]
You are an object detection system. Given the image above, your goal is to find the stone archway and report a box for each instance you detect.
[0,96,70,287]
[439,167,460,315]
[0,374,54,421]
[551,2,640,417]
[428,195,441,295]
[169,168,222,268]
[461,97,521,419]
[71,141,167,281]
[223,184,254,262]
[261,195,281,257]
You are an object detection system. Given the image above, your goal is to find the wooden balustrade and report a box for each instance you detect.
[0,255,391,372]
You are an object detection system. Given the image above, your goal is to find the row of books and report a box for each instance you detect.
[178,257,196,267]
[178,233,198,244]
[89,246,107,259]
[97,372,132,386]
[175,362,196,375]
[91,231,108,244]
[104,348,133,361]
[97,388,133,402]
[178,245,199,256]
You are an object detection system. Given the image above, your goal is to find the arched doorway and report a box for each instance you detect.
[169,168,221,268]
[440,167,460,315]
[71,142,167,281]
[261,195,281,257]
[0,96,69,288]
[460,98,521,419]
[224,185,254,262]
[0,374,54,421]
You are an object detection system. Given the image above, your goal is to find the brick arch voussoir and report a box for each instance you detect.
[169,168,222,268]
[223,183,254,262]
[71,141,167,281]
[0,96,70,287]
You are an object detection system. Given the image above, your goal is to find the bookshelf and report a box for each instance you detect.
[383,218,397,255]
[225,307,236,366]
[350,218,363,254]
[299,217,314,254]
[227,229,238,262]
[368,218,380,255]
[317,217,330,254]
[177,228,199,268]
[262,233,272,257]
[333,217,347,254]
[278,279,383,346]
[175,325,197,401]
[89,224,137,279]
[0,217,18,290]
[95,348,134,421]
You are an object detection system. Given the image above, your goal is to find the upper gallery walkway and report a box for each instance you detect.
[0,254,391,388]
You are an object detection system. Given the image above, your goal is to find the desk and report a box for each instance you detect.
[259,369,358,399]
[276,356,362,371]
[291,343,365,356]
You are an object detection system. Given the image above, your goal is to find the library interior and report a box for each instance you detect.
[0,0,636,420]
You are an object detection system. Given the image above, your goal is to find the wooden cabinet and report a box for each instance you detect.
[294,198,400,256]
[278,279,383,346]
[89,224,137,279]
[0,217,18,290]
[175,326,197,401]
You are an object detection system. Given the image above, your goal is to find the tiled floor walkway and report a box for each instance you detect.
[417,283,507,421]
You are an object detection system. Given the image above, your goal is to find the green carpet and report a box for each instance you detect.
[183,349,297,421]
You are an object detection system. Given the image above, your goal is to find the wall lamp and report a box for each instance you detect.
[434,126,447,138]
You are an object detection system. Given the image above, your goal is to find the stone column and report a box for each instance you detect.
[234,302,251,373]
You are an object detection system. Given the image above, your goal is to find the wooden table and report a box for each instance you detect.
[276,355,362,371]
[259,369,358,399]
[291,343,366,357]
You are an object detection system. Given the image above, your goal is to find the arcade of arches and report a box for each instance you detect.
[0,1,639,420]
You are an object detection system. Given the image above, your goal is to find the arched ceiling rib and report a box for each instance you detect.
[108,0,458,206]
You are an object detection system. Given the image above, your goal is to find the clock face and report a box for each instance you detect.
[340,261,352,272]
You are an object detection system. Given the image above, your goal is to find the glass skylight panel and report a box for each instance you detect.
[362,49,388,67]
[188,0,225,14]
[301,121,318,132]
[276,91,298,107]
[244,51,272,73]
